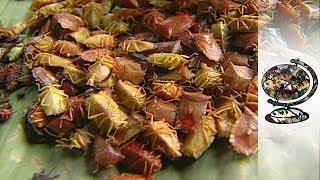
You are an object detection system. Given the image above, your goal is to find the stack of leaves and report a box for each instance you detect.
[0,0,265,178]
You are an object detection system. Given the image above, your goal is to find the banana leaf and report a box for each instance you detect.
[0,1,257,179]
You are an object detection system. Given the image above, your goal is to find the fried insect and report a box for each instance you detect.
[35,53,72,67]
[53,40,83,57]
[145,98,177,126]
[63,65,86,84]
[30,34,55,53]
[38,85,68,116]
[211,21,230,52]
[114,57,145,85]
[85,91,128,134]
[29,0,56,12]
[85,34,115,48]
[146,53,186,70]
[223,15,261,33]
[152,81,182,100]
[213,96,242,137]
[182,115,217,159]
[116,80,146,111]
[224,62,254,92]
[177,91,212,132]
[80,48,110,62]
[229,107,257,155]
[102,14,129,35]
[51,12,84,32]
[121,140,162,175]
[57,128,94,149]
[194,63,222,89]
[210,0,244,15]
[120,39,156,53]
[145,120,181,158]
[143,10,165,32]
[86,55,115,86]
[32,67,58,86]
[193,33,222,61]
[82,2,104,29]
[2,22,27,37]
[68,27,90,44]
[153,40,182,54]
[94,136,124,167]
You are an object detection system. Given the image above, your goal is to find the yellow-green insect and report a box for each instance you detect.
[194,63,222,89]
[102,14,129,35]
[35,53,72,67]
[181,115,217,159]
[85,91,128,134]
[116,80,146,111]
[63,65,86,84]
[82,2,104,29]
[68,28,90,44]
[120,39,156,53]
[38,85,68,116]
[84,34,115,48]
[57,129,94,150]
[86,55,115,86]
[145,120,181,159]
[146,53,186,70]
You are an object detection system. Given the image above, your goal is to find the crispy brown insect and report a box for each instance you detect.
[182,115,217,159]
[152,81,182,100]
[229,107,257,155]
[80,48,110,62]
[210,0,244,15]
[38,85,68,116]
[102,14,130,35]
[116,80,146,111]
[68,27,90,44]
[121,140,162,175]
[193,33,222,61]
[153,40,182,54]
[29,0,56,12]
[142,10,165,32]
[86,55,115,86]
[177,91,212,132]
[51,12,84,37]
[114,57,145,85]
[145,98,177,126]
[222,51,249,68]
[223,15,262,33]
[44,114,77,137]
[224,62,254,92]
[54,40,83,57]
[145,120,181,158]
[57,128,94,150]
[63,64,86,85]
[94,136,125,167]
[32,67,58,86]
[156,14,195,38]
[146,53,186,70]
[2,22,27,37]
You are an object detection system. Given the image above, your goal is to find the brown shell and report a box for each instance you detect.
[80,48,110,62]
[177,91,211,132]
[193,33,222,61]
[114,57,145,85]
[52,13,84,32]
[145,98,177,126]
[32,67,58,86]
[94,136,124,166]
[54,40,83,57]
[229,107,258,155]
[224,62,254,92]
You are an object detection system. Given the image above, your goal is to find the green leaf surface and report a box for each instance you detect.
[0,1,257,179]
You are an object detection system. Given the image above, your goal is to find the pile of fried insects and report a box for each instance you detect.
[0,0,271,178]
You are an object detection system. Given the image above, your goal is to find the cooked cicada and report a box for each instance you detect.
[181,115,217,159]
[57,128,94,150]
[38,85,68,116]
[86,55,115,86]
[85,34,115,48]
[85,91,128,134]
[53,40,83,57]
[116,80,146,111]
[146,53,186,70]
[145,98,177,126]
[194,63,222,89]
[35,53,72,67]
[224,15,263,33]
[63,65,86,84]
[152,81,182,100]
[80,48,110,62]
[145,120,181,158]
[120,39,156,53]
[82,2,104,29]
